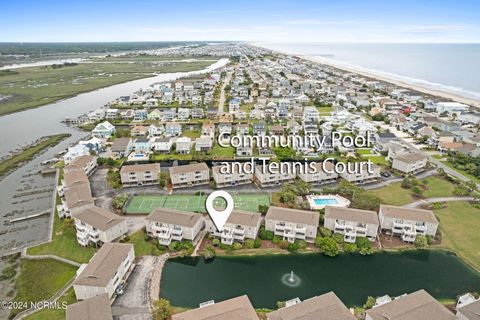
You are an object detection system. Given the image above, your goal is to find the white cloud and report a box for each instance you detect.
[401,24,468,33]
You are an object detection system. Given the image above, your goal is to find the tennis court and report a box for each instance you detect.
[125,193,270,214]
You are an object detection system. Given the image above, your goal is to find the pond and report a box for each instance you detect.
[160,250,480,308]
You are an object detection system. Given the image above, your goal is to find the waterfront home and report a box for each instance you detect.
[324,206,379,243]
[60,184,94,218]
[378,205,439,242]
[165,122,182,137]
[254,164,296,187]
[176,137,192,154]
[133,109,148,122]
[92,121,116,139]
[365,290,457,320]
[236,145,253,157]
[120,163,160,187]
[64,155,98,176]
[339,162,381,184]
[147,108,163,120]
[177,107,190,120]
[435,101,469,114]
[456,294,480,320]
[267,291,356,320]
[152,137,173,153]
[195,136,213,152]
[265,206,319,243]
[110,137,132,159]
[392,152,428,174]
[148,124,164,137]
[133,138,151,153]
[235,123,250,135]
[145,208,204,246]
[74,206,127,247]
[191,107,204,119]
[252,122,267,136]
[172,295,258,320]
[105,108,119,119]
[73,243,135,300]
[64,144,90,165]
[228,97,241,113]
[212,165,253,188]
[303,106,320,122]
[207,210,261,244]
[130,125,149,137]
[66,294,113,320]
[58,169,90,198]
[297,161,338,185]
[169,163,210,189]
[201,123,216,137]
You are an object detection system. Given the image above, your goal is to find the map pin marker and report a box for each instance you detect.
[206,190,234,232]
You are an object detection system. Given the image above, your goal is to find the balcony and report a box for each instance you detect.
[294,226,306,235]
[334,222,346,230]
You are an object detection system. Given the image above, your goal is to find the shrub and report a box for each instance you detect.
[316,237,339,257]
[203,246,215,260]
[244,239,255,249]
[272,235,282,244]
[0,266,16,280]
[319,227,333,238]
[112,193,129,211]
[279,240,290,250]
[415,235,428,249]
[356,237,373,255]
[332,233,344,244]
[212,238,220,246]
[426,235,433,245]
[363,296,376,310]
[276,301,286,309]
[258,204,269,214]
[287,242,299,252]
[254,238,262,248]
[259,227,274,240]
[232,242,242,250]
[152,298,172,320]
[343,243,358,254]
[168,241,181,251]
[296,239,307,250]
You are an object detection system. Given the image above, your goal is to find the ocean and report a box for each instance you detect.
[256,42,480,101]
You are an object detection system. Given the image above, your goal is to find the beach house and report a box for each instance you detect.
[265,206,319,243]
[206,210,261,245]
[169,163,210,189]
[120,163,160,187]
[324,206,379,243]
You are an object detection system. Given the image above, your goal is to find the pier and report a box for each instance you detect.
[9,210,50,223]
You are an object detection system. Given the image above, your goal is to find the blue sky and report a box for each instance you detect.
[1,0,480,42]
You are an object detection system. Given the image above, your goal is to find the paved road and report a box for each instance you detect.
[403,196,474,208]
[218,71,232,114]
[112,256,155,320]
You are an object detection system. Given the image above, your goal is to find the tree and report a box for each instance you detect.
[258,204,269,214]
[112,193,129,211]
[259,227,274,240]
[401,177,413,189]
[254,238,262,248]
[203,246,215,260]
[315,237,339,257]
[244,239,255,249]
[364,296,376,309]
[152,299,172,320]
[319,227,333,238]
[343,243,358,254]
[411,186,424,197]
[356,237,373,255]
[415,235,428,249]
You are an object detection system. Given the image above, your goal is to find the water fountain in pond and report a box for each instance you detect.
[281,270,301,287]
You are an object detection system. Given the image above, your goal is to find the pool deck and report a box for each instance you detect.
[307,194,351,210]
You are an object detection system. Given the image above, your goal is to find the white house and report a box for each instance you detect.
[297,161,338,185]
[63,144,90,165]
[92,121,116,138]
[265,206,319,243]
[392,152,428,174]
[207,210,261,245]
[324,206,379,243]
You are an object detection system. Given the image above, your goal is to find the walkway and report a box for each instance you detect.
[403,196,475,208]
[218,71,232,114]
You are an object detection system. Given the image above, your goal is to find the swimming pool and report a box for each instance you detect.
[307,194,350,210]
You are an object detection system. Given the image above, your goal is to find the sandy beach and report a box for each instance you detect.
[252,43,480,108]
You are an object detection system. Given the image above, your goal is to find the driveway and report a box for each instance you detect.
[112,256,155,320]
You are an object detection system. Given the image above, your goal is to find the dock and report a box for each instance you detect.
[10,210,50,223]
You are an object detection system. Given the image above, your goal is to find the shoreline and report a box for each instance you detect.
[252,43,480,108]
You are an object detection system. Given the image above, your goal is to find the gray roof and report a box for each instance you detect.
[172,295,258,320]
[75,206,125,231]
[111,137,131,151]
[120,163,160,174]
[64,185,94,209]
[66,294,112,320]
[366,290,456,320]
[226,210,261,227]
[394,152,427,163]
[146,208,203,228]
[267,292,356,320]
[457,299,480,320]
[325,206,379,225]
[64,170,89,188]
[169,163,209,175]
[266,206,320,227]
[73,243,133,287]
[380,205,438,224]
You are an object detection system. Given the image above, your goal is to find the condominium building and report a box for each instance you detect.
[120,163,160,187]
[378,205,439,242]
[267,292,356,320]
[73,206,128,247]
[339,162,381,184]
[145,208,205,246]
[366,290,457,320]
[212,165,253,188]
[172,295,259,320]
[297,161,338,185]
[73,243,135,300]
[58,170,90,197]
[254,164,296,187]
[59,184,94,218]
[207,210,261,245]
[66,294,113,320]
[64,155,98,176]
[392,152,428,174]
[457,298,480,320]
[169,163,210,189]
[265,206,319,243]
[324,206,379,243]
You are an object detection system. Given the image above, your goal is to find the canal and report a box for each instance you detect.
[160,250,480,308]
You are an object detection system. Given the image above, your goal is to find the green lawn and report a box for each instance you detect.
[368,176,456,206]
[11,259,77,318]
[24,288,76,320]
[124,230,165,256]
[440,160,480,184]
[208,144,235,159]
[435,201,480,271]
[317,106,333,113]
[362,155,387,165]
[0,57,214,116]
[27,213,96,264]
[126,193,270,214]
[182,130,201,138]
[151,153,193,161]
[0,134,70,177]
[356,148,373,155]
